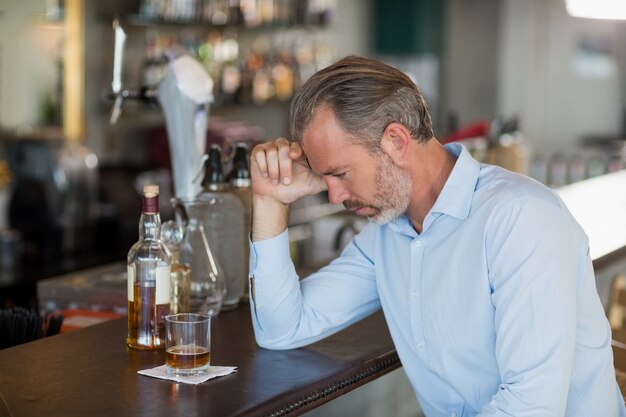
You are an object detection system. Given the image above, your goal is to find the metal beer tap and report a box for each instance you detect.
[107,19,214,200]
[109,19,158,124]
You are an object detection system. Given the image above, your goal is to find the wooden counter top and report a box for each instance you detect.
[0,305,399,417]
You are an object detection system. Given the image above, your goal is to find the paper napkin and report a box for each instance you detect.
[138,365,237,385]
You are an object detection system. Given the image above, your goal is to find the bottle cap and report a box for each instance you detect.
[143,184,159,197]
[143,185,160,213]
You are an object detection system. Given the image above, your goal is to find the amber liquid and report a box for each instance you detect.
[127,282,169,350]
[166,345,210,369]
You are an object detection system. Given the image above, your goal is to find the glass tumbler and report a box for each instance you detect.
[165,313,211,376]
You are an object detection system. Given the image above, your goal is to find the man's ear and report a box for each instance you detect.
[381,123,411,165]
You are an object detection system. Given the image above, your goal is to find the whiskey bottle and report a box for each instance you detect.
[127,185,172,350]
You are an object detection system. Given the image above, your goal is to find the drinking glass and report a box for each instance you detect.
[165,313,211,376]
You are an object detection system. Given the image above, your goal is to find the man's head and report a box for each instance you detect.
[296,100,414,224]
[289,55,434,153]
[289,56,435,224]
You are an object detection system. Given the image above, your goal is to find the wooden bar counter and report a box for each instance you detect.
[0,305,399,417]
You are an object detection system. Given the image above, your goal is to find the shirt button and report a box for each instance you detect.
[449,413,457,417]
[414,240,422,248]
[417,340,425,349]
[412,290,418,298]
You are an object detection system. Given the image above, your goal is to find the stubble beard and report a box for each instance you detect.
[343,153,412,225]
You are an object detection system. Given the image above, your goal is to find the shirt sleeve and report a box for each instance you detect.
[478,195,586,416]
[248,225,381,350]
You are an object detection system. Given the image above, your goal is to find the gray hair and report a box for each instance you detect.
[289,55,433,153]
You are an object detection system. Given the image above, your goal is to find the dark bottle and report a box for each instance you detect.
[227,142,252,187]
[202,144,226,191]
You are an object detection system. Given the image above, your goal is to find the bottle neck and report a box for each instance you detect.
[139,212,161,240]
[140,194,161,240]
[202,147,224,189]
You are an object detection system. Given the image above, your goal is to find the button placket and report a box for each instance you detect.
[410,237,427,357]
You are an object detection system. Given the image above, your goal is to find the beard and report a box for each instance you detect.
[342,152,412,224]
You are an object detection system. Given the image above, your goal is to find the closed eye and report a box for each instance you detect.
[332,172,347,179]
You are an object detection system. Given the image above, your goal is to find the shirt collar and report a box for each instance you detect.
[429,142,480,220]
[386,142,480,235]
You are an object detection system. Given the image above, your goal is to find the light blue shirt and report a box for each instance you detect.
[249,143,626,417]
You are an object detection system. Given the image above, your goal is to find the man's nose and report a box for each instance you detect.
[326,178,350,205]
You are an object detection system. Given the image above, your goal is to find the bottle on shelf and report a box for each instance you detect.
[272,59,295,101]
[127,185,172,350]
[139,0,336,25]
[548,153,568,188]
[216,32,242,105]
[586,154,606,179]
[568,154,586,184]
[133,23,334,107]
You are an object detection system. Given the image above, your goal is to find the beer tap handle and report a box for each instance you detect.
[110,95,123,124]
[111,19,126,96]
[110,19,126,124]
[108,20,158,124]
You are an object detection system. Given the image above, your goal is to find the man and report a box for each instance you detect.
[248,55,625,416]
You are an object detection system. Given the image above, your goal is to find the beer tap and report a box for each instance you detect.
[108,19,157,125]
[107,19,214,200]
[109,19,125,124]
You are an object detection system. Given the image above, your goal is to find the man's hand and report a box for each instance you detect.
[251,138,327,204]
[250,138,327,242]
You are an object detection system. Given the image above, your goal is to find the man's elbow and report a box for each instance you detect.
[253,330,308,350]
[255,339,292,350]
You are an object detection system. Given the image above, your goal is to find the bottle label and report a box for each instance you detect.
[127,264,135,302]
[155,265,171,305]
[127,264,170,304]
